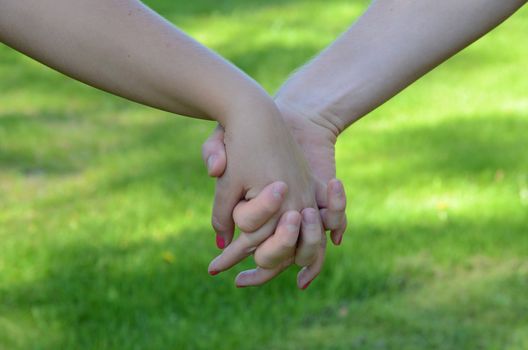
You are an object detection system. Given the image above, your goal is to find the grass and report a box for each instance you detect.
[0,0,527,349]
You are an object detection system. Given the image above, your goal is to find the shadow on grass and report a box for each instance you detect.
[280,261,528,349]
[1,211,527,349]
[0,108,210,176]
[346,112,528,185]
[0,229,300,349]
[2,108,525,189]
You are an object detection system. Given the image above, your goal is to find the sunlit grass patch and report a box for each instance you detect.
[0,1,527,349]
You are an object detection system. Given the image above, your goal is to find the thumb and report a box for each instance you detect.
[201,124,227,177]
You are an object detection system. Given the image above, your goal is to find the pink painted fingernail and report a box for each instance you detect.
[216,235,225,249]
[301,279,313,290]
[336,233,343,245]
[209,270,219,276]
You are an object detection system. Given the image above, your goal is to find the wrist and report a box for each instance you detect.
[215,86,279,127]
[274,94,343,141]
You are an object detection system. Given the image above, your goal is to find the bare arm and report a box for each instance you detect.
[0,0,269,123]
[276,0,527,134]
[0,0,328,288]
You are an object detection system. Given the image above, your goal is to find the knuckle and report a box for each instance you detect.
[303,232,322,246]
[238,233,257,250]
[261,198,280,213]
[236,215,259,233]
[295,255,315,267]
[325,217,341,231]
[255,254,277,269]
[279,235,297,249]
[331,201,346,212]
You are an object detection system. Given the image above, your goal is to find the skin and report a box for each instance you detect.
[203,0,526,287]
[0,0,328,287]
[204,124,346,289]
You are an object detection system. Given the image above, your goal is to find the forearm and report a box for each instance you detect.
[276,0,526,134]
[0,0,269,123]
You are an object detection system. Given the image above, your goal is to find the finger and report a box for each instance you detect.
[201,124,227,177]
[253,211,301,269]
[329,215,347,246]
[294,208,323,267]
[320,179,347,245]
[208,233,254,275]
[321,208,347,244]
[324,179,347,228]
[212,178,243,249]
[315,177,328,208]
[233,182,287,233]
[297,234,327,290]
[208,218,279,274]
[235,258,293,288]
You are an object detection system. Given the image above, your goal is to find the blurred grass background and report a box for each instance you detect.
[1,1,527,349]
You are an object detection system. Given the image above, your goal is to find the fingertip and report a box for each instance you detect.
[207,152,228,177]
[328,179,346,211]
[330,229,344,245]
[297,266,309,289]
[329,178,343,192]
[284,210,302,226]
[208,258,220,276]
[302,207,319,224]
[235,269,255,287]
[212,228,232,249]
[297,267,318,290]
[271,181,288,201]
[215,234,226,249]
[206,155,219,177]
[330,216,347,246]
[211,206,235,248]
[282,211,302,244]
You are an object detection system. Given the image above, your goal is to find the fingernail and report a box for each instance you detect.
[336,233,343,245]
[301,279,313,290]
[216,234,225,249]
[209,270,219,276]
[272,182,287,200]
[207,155,216,171]
[303,208,317,224]
[285,212,300,232]
[236,284,247,288]
[332,180,344,195]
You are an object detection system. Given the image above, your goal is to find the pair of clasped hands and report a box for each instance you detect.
[200,96,347,290]
[1,0,522,291]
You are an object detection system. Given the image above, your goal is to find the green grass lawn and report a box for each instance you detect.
[1,1,527,349]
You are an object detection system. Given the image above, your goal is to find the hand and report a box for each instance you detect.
[274,97,347,244]
[206,99,326,288]
[202,100,347,288]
